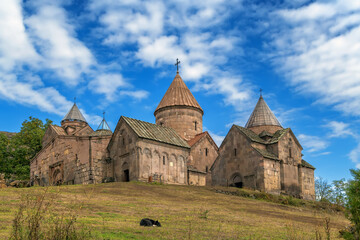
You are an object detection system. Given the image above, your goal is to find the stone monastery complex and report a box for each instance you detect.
[30,68,316,200]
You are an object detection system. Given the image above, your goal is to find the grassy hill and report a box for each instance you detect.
[0,182,349,239]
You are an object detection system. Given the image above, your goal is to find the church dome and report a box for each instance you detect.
[154,73,203,115]
[61,103,87,123]
[245,95,283,135]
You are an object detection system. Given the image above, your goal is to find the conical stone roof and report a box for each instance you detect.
[245,96,282,128]
[155,73,203,115]
[97,118,111,131]
[62,103,87,123]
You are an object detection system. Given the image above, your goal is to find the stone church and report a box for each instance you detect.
[210,95,315,200]
[30,71,219,186]
[30,67,315,200]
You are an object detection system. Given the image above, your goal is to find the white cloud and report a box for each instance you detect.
[349,143,360,169]
[88,74,130,101]
[90,0,250,112]
[298,134,329,153]
[323,121,355,138]
[0,73,70,115]
[269,0,360,116]
[0,0,40,71]
[25,3,94,85]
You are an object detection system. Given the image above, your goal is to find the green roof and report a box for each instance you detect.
[301,159,315,169]
[234,125,265,144]
[253,147,279,160]
[234,125,290,145]
[122,116,190,149]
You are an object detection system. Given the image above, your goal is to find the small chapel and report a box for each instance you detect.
[210,94,315,200]
[30,63,315,200]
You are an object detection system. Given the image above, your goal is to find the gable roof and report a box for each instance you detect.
[122,116,190,149]
[154,73,203,115]
[62,103,87,123]
[253,147,279,161]
[245,96,282,128]
[301,159,315,169]
[187,131,219,151]
[234,125,290,145]
[187,132,207,147]
[51,125,66,135]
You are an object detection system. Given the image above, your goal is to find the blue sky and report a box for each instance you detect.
[1,0,360,182]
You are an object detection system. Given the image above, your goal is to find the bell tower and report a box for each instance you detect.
[154,60,203,141]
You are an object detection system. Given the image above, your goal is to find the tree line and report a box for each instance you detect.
[0,117,52,180]
[316,171,360,239]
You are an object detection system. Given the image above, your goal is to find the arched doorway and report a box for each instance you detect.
[230,173,243,188]
[52,169,63,185]
[122,162,130,182]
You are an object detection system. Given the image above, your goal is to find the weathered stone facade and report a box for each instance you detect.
[30,71,314,201]
[31,72,219,187]
[211,96,315,200]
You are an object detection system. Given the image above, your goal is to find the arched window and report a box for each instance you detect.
[234,148,237,156]
[205,148,208,156]
[194,121,197,131]
[206,166,209,172]
[163,156,166,165]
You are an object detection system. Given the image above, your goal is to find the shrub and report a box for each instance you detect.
[9,188,92,240]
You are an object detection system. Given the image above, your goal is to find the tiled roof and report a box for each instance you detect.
[122,116,190,149]
[187,132,208,147]
[301,159,315,169]
[154,73,203,114]
[51,125,66,135]
[268,128,289,144]
[90,129,112,137]
[62,103,87,123]
[259,131,273,138]
[235,125,290,145]
[253,147,279,160]
[234,125,266,144]
[245,96,282,128]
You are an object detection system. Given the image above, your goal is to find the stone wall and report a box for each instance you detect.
[188,170,206,186]
[188,134,218,173]
[299,167,315,200]
[211,126,264,190]
[276,131,302,196]
[109,120,190,184]
[263,159,281,194]
[31,131,110,186]
[155,106,203,141]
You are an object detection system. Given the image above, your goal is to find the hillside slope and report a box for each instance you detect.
[0,182,349,239]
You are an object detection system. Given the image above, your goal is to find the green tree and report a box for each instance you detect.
[315,177,333,202]
[345,169,360,239]
[6,117,52,180]
[0,133,10,176]
[332,178,347,206]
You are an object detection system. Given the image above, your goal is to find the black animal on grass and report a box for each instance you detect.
[140,218,161,227]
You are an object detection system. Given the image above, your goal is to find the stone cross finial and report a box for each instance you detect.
[260,88,263,96]
[175,58,180,73]
[103,111,105,119]
[74,97,76,103]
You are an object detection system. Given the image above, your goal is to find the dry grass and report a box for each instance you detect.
[0,182,350,239]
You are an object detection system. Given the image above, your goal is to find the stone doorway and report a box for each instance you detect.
[49,162,63,186]
[231,173,243,188]
[124,169,130,182]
